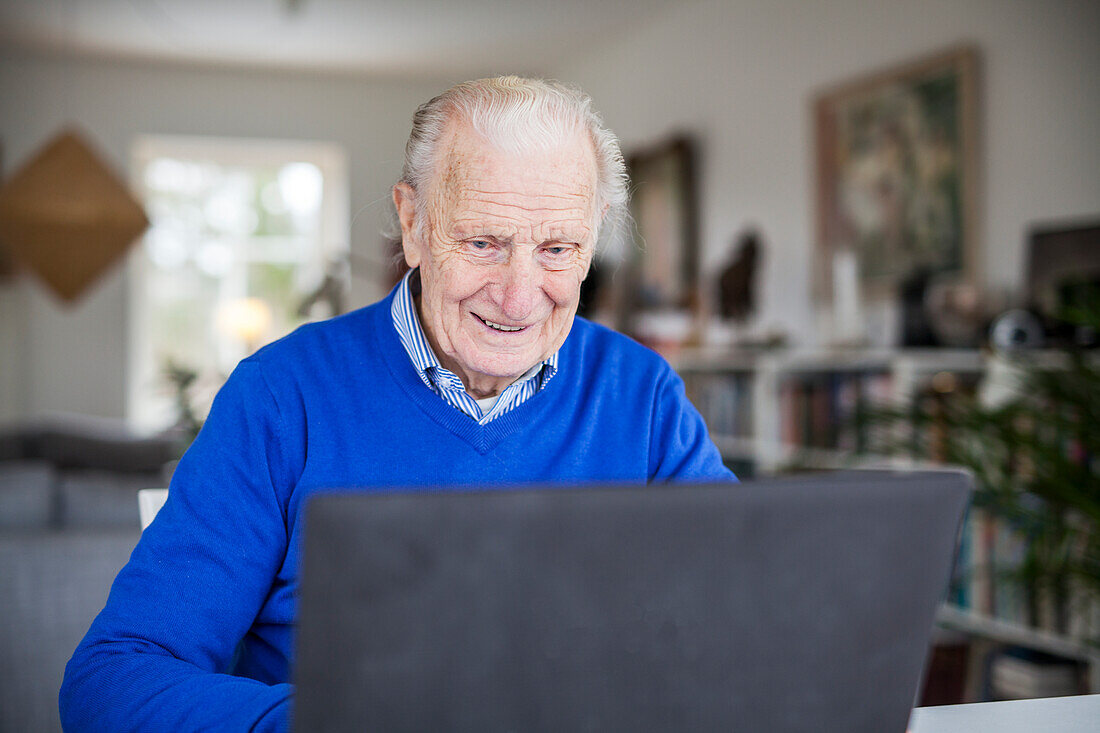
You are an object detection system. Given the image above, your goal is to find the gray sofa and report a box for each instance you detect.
[0,419,182,732]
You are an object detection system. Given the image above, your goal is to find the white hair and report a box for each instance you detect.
[399,75,629,248]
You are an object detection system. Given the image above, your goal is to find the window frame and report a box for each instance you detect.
[127,134,349,433]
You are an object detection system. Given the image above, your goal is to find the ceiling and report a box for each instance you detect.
[0,0,678,77]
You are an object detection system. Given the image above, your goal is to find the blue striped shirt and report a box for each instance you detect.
[390,269,558,424]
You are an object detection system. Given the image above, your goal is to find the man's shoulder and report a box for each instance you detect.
[567,317,674,377]
[246,298,391,371]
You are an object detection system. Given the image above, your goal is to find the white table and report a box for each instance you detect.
[908,694,1100,732]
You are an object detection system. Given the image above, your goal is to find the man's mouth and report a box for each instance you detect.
[473,313,527,332]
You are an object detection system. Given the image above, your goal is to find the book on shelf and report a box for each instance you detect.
[992,517,1029,627]
[685,372,752,440]
[988,647,1083,700]
[774,370,895,454]
[967,509,999,619]
[950,507,1100,643]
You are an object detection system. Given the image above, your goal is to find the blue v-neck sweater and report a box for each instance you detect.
[61,289,734,732]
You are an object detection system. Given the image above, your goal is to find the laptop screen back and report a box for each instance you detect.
[294,470,970,732]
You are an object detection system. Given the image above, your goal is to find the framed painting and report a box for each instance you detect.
[814,46,979,300]
[0,143,13,279]
[624,135,699,318]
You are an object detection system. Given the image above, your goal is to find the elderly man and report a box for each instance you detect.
[61,76,734,731]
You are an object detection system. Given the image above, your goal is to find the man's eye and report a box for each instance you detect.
[463,239,505,264]
[539,244,580,271]
[465,239,501,257]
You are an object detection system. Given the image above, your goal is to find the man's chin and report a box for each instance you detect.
[469,359,537,381]
[462,350,545,381]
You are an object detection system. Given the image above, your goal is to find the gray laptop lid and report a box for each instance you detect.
[294,470,970,733]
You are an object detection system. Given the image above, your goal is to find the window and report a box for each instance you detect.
[129,136,348,433]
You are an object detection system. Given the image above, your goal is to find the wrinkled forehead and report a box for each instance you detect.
[429,119,599,219]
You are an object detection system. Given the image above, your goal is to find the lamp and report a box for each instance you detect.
[216,297,272,354]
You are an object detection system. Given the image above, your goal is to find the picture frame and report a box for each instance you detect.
[621,135,700,326]
[0,143,13,280]
[814,46,979,301]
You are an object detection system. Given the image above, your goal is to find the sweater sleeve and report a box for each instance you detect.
[60,360,302,732]
[648,366,738,483]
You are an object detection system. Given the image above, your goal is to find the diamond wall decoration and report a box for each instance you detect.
[0,129,149,302]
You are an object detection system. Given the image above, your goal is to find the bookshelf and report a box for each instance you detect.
[672,347,1100,697]
[673,347,983,474]
[936,605,1100,692]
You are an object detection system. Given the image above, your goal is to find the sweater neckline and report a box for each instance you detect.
[371,290,570,455]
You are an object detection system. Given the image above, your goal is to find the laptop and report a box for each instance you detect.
[294,470,971,732]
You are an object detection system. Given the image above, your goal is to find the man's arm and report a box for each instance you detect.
[60,360,302,731]
[648,366,738,482]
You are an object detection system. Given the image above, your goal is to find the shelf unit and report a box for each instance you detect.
[936,606,1100,693]
[672,346,1100,697]
[673,347,983,474]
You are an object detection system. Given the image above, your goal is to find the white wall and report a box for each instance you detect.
[0,52,450,422]
[2,0,1098,422]
[556,0,1100,344]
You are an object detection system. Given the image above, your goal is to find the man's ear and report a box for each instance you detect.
[393,182,421,268]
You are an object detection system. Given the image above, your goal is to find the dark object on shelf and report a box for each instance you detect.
[717,228,760,322]
[925,276,985,347]
[1026,219,1100,347]
[900,267,938,347]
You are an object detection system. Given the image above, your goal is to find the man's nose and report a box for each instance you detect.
[497,250,542,321]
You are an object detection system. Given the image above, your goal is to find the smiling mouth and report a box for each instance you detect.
[474,313,527,332]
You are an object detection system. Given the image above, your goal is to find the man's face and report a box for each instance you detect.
[395,121,599,398]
